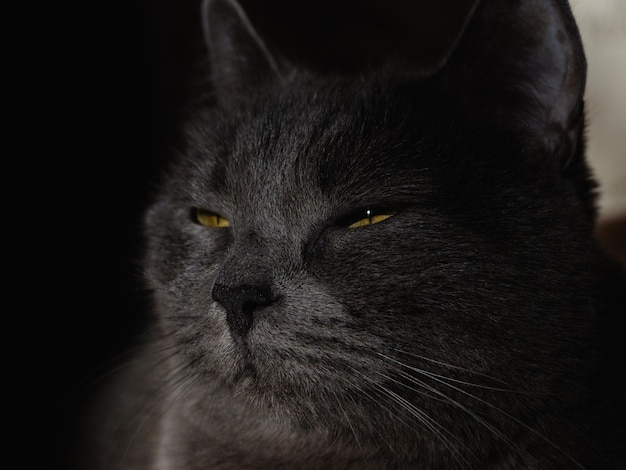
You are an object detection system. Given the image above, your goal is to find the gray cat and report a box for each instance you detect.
[77,0,626,468]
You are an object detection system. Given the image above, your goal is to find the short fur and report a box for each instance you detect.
[78,0,625,468]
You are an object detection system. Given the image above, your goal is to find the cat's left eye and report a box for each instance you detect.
[193,208,231,228]
[337,207,397,229]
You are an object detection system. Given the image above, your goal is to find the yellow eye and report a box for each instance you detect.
[194,208,230,228]
[347,209,396,229]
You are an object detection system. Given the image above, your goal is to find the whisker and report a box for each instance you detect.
[379,352,585,468]
[388,347,519,390]
[330,388,362,451]
[351,367,472,469]
[341,369,412,455]
[381,367,527,463]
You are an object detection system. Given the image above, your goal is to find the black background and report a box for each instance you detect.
[29,1,194,468]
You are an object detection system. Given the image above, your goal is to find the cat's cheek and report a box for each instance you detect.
[303,228,359,276]
[166,297,250,385]
[306,227,410,291]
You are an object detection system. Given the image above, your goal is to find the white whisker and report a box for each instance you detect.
[377,351,585,468]
[351,367,472,469]
[388,347,519,390]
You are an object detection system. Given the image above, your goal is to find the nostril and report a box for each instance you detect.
[212,282,276,337]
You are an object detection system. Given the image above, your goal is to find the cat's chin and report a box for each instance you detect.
[201,328,344,423]
[213,338,304,407]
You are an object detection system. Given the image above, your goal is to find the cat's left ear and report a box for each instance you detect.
[436,0,587,163]
[201,0,283,101]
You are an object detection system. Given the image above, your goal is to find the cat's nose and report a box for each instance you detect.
[212,283,275,337]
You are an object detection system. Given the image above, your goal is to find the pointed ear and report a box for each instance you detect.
[201,0,283,101]
[437,0,587,163]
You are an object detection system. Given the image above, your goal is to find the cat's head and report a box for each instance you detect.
[143,0,603,461]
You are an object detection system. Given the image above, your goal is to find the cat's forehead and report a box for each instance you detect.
[192,78,436,203]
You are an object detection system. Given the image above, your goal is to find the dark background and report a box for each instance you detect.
[31,2,192,468]
[27,1,480,468]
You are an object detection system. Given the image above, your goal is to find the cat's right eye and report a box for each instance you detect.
[193,208,231,228]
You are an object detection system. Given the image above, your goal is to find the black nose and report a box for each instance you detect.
[212,283,275,337]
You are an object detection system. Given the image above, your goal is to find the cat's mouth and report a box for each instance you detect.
[231,355,258,384]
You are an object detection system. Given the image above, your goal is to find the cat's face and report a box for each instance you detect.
[144,75,593,430]
[143,0,599,456]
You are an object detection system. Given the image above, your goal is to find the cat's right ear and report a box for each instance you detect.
[201,0,283,102]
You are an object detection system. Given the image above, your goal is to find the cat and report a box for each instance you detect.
[75,0,626,468]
